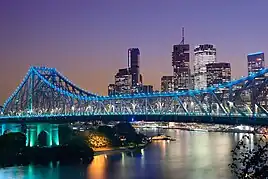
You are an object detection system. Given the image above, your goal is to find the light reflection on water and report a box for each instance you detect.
[0,130,258,179]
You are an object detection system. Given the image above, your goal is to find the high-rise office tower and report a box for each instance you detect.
[247,52,267,108]
[247,52,265,75]
[172,28,190,91]
[114,68,132,94]
[128,48,141,88]
[206,63,231,87]
[161,76,175,92]
[194,44,216,89]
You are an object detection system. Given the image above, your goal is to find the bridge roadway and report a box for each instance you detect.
[0,115,268,126]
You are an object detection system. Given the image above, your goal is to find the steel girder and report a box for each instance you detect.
[1,67,268,119]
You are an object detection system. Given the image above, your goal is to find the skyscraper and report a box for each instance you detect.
[172,28,190,91]
[194,44,216,89]
[128,48,141,89]
[206,63,231,87]
[247,52,265,75]
[161,76,174,92]
[247,52,267,109]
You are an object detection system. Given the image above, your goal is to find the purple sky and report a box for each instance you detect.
[0,0,268,104]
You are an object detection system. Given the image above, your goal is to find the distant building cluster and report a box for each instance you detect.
[108,28,265,96]
[161,28,232,92]
[108,48,153,95]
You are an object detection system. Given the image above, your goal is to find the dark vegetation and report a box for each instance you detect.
[0,122,147,168]
[0,125,93,168]
[96,122,147,147]
[230,134,268,178]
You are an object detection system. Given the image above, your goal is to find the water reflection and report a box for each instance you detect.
[0,130,261,179]
[87,155,107,179]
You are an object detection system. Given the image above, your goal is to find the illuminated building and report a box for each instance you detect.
[108,84,116,96]
[161,76,174,92]
[194,44,216,89]
[189,74,195,90]
[206,63,231,87]
[114,68,132,94]
[247,52,265,75]
[142,85,153,93]
[128,48,142,89]
[172,44,190,91]
[247,52,267,108]
[172,28,190,91]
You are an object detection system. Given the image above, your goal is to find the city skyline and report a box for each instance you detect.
[0,0,268,104]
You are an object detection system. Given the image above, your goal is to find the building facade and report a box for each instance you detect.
[108,84,116,96]
[114,68,132,94]
[247,52,265,75]
[142,85,153,93]
[247,52,267,108]
[161,76,175,92]
[194,44,216,89]
[128,48,141,87]
[206,62,231,87]
[172,44,190,91]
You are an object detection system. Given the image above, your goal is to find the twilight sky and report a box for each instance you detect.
[0,0,268,104]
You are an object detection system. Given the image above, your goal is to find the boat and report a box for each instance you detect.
[151,135,176,141]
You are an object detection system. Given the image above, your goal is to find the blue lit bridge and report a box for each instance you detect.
[0,66,268,124]
[0,66,268,146]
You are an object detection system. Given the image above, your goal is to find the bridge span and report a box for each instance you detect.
[0,66,268,125]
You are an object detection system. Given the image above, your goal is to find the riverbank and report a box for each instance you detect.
[93,143,149,156]
[0,132,94,168]
[136,126,257,134]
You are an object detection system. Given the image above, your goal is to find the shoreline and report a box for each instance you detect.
[93,143,148,156]
[136,127,259,134]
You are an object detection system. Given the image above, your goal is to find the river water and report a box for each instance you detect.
[0,129,256,179]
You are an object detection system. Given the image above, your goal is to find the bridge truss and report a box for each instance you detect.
[1,67,268,119]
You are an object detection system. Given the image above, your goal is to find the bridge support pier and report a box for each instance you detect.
[26,123,59,147]
[0,123,59,147]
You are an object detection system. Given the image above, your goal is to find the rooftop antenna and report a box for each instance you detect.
[180,27,184,45]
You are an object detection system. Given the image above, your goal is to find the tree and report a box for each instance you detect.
[229,134,268,179]
[97,125,121,146]
[114,122,144,145]
[58,124,73,144]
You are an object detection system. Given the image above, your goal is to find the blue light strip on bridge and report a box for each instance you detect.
[1,66,268,114]
[248,52,264,56]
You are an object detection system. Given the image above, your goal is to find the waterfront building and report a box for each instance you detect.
[194,44,216,89]
[247,52,265,75]
[206,62,231,87]
[247,52,267,109]
[161,76,174,92]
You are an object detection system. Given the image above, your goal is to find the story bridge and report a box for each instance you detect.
[0,66,268,146]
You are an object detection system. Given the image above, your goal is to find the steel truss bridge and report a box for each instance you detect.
[1,66,268,125]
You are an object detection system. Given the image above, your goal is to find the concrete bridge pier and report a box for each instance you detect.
[26,123,59,147]
[0,123,59,147]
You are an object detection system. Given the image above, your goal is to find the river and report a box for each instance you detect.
[0,129,256,179]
